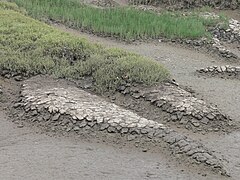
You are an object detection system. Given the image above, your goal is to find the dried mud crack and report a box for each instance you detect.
[11,76,230,176]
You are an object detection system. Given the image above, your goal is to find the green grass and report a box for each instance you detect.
[9,0,224,40]
[0,2,169,92]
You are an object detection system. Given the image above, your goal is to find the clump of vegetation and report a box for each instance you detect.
[10,0,224,40]
[0,2,169,92]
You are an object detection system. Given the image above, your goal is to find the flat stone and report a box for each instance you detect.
[73,126,80,131]
[107,126,117,133]
[171,115,178,121]
[191,120,200,127]
[207,114,215,120]
[88,121,96,127]
[179,117,189,125]
[79,120,87,128]
[121,127,129,134]
[201,117,209,125]
[31,110,38,116]
[220,66,227,72]
[17,124,24,128]
[163,135,176,144]
[193,153,207,162]
[13,103,22,108]
[43,114,51,121]
[100,123,109,130]
[52,113,60,121]
[127,134,137,141]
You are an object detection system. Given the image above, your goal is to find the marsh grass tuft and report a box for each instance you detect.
[0,2,169,92]
[9,0,225,40]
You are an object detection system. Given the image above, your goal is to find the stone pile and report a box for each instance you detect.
[16,76,228,176]
[212,38,238,59]
[212,19,240,44]
[197,65,240,78]
[0,69,25,81]
[130,0,239,10]
[201,13,239,59]
[167,37,238,60]
[91,0,119,7]
[118,83,232,132]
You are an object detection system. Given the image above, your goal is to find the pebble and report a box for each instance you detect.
[17,124,24,128]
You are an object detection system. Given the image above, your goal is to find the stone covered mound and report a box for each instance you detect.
[14,76,229,176]
[130,0,239,10]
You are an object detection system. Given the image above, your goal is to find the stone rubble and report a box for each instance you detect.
[160,14,240,60]
[204,13,240,59]
[119,83,232,132]
[130,0,239,10]
[16,77,229,176]
[197,65,240,78]
[212,19,240,44]
[211,37,238,59]
[91,0,119,7]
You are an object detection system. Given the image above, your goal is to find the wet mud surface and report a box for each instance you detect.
[1,12,240,179]
[50,25,240,179]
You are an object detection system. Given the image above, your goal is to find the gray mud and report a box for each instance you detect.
[0,78,225,180]
[52,24,240,179]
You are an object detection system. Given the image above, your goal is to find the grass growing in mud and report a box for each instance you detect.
[0,2,169,92]
[9,0,224,40]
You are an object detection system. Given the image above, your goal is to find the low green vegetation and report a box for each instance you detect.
[9,0,225,40]
[0,2,169,92]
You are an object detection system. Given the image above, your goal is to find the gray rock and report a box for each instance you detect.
[52,113,60,121]
[79,120,87,128]
[121,127,129,134]
[207,114,215,120]
[73,126,80,131]
[201,117,209,125]
[171,115,178,121]
[221,66,226,72]
[127,134,136,141]
[43,114,51,121]
[191,119,200,127]
[107,126,117,133]
[100,123,109,130]
[31,110,38,116]
[88,121,96,127]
